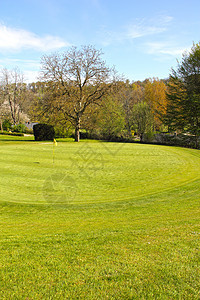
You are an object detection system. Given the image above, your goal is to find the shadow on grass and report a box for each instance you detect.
[0,136,35,142]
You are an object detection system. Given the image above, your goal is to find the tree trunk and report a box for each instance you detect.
[0,119,3,133]
[75,116,81,142]
[140,133,144,142]
[194,134,199,149]
[8,96,16,125]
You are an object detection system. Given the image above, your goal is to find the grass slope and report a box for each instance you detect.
[0,135,200,299]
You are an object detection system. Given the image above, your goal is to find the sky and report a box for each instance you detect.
[0,0,200,83]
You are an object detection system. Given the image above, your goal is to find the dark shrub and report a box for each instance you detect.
[33,124,55,141]
[2,119,12,131]
[154,133,200,149]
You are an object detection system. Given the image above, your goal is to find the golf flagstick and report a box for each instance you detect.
[53,138,57,165]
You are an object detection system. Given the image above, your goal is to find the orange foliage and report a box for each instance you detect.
[144,78,167,130]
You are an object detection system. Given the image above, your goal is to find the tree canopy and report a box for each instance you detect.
[40,45,115,141]
[165,42,200,146]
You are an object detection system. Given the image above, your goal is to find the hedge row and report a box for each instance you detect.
[153,133,200,149]
[0,132,24,136]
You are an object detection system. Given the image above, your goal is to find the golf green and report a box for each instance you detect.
[0,137,200,205]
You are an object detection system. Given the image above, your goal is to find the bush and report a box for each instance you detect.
[54,126,72,138]
[141,132,155,143]
[154,133,200,149]
[12,124,26,133]
[33,124,55,141]
[25,128,33,134]
[2,119,12,131]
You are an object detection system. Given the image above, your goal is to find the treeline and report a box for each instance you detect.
[30,77,168,141]
[0,43,200,148]
[0,77,168,141]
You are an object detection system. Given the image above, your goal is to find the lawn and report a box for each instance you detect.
[0,135,200,299]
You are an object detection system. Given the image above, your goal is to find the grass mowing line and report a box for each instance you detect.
[1,174,199,206]
[84,177,200,205]
[4,176,199,206]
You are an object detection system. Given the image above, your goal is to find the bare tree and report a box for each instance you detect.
[0,94,4,132]
[40,45,114,141]
[0,68,25,125]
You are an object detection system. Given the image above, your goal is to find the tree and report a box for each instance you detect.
[132,101,153,142]
[97,94,125,140]
[144,78,167,131]
[119,81,144,137]
[0,88,4,132]
[0,68,26,125]
[40,45,114,142]
[26,81,51,123]
[165,42,200,147]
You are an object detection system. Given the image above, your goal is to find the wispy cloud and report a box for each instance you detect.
[145,41,190,57]
[0,58,40,68]
[0,24,70,52]
[126,15,173,39]
[98,15,173,46]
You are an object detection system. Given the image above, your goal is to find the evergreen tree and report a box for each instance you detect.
[165,42,200,147]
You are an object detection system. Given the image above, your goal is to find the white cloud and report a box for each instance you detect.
[0,58,40,68]
[0,24,70,52]
[98,15,173,46]
[145,42,190,57]
[126,15,173,39]
[127,22,164,39]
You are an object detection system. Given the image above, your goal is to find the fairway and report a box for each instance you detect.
[0,136,200,299]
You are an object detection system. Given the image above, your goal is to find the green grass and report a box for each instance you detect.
[0,135,200,299]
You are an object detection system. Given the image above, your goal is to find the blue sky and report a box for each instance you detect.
[0,0,199,82]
